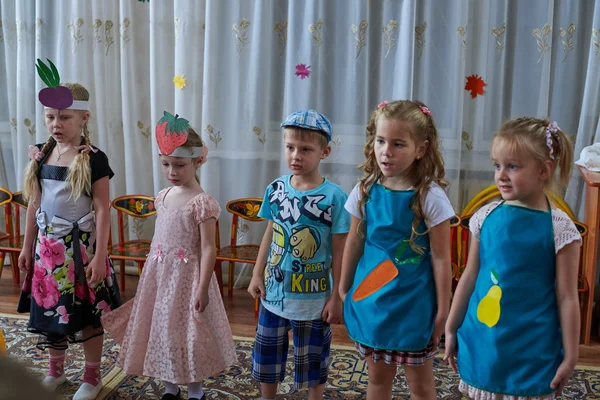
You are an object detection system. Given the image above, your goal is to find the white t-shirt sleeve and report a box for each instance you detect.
[344,183,362,219]
[423,184,456,228]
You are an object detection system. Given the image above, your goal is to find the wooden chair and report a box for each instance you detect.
[215,198,264,317]
[0,188,14,282]
[107,195,156,291]
[449,215,461,292]
[0,191,27,284]
[457,186,590,342]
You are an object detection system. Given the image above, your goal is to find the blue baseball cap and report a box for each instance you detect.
[280,109,332,142]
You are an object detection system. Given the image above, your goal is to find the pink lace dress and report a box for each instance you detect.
[101,189,237,384]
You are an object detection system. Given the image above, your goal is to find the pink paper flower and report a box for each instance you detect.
[32,268,60,309]
[39,236,66,269]
[57,305,69,324]
[295,64,311,79]
[176,248,189,264]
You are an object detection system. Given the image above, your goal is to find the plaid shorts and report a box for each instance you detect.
[251,305,332,390]
[355,339,438,366]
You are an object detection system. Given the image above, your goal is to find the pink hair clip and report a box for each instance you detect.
[419,106,431,116]
[378,100,389,108]
[28,145,44,161]
[545,121,560,159]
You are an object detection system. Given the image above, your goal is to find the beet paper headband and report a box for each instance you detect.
[35,59,88,111]
[155,111,203,158]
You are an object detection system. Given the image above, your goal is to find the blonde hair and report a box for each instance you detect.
[183,127,204,183]
[491,117,573,194]
[283,127,328,148]
[358,100,448,254]
[23,83,92,201]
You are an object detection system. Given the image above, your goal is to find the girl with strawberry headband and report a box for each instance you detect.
[17,59,122,400]
[101,111,237,400]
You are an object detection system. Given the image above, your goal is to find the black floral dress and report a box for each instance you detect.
[17,146,122,349]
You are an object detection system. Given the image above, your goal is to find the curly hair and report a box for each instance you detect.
[357,100,448,254]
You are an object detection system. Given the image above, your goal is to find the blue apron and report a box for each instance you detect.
[344,184,436,350]
[457,201,562,397]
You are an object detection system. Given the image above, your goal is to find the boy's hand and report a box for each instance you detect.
[321,296,343,324]
[248,275,266,299]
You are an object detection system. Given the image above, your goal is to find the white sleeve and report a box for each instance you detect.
[422,185,456,228]
[468,202,500,240]
[552,209,582,253]
[344,183,362,219]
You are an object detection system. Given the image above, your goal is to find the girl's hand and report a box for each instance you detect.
[194,289,209,312]
[550,359,576,396]
[86,257,107,285]
[432,313,447,348]
[247,275,266,299]
[18,250,33,273]
[443,331,458,373]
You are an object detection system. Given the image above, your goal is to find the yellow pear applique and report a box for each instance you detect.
[477,269,502,328]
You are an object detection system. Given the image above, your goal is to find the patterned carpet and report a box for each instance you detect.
[2,313,600,399]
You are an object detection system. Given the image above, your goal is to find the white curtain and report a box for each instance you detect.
[2,0,599,287]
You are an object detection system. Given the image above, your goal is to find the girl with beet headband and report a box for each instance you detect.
[17,59,122,400]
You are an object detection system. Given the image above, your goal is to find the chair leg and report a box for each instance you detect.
[228,262,235,298]
[120,259,126,291]
[137,261,144,276]
[0,251,5,282]
[9,253,20,285]
[254,298,259,318]
[214,260,224,298]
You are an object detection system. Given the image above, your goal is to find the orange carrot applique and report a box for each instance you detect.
[352,259,398,301]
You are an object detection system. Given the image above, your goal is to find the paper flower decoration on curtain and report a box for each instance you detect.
[465,74,486,98]
[295,64,311,79]
[173,75,186,90]
[35,59,73,109]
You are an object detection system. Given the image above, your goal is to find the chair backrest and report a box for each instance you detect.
[449,214,461,275]
[10,191,28,237]
[223,198,264,247]
[0,188,13,239]
[111,195,156,244]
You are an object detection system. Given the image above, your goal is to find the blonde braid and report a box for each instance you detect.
[23,137,55,201]
[67,122,92,199]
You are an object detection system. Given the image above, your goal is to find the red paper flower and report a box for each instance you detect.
[465,74,486,98]
[295,64,311,79]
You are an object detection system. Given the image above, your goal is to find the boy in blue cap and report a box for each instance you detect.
[248,110,350,399]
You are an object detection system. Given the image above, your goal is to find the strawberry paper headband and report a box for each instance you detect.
[36,59,88,110]
[155,111,203,158]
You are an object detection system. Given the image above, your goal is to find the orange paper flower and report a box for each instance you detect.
[465,74,486,98]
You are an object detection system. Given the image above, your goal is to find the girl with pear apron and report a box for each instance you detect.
[344,184,437,351]
[457,201,562,397]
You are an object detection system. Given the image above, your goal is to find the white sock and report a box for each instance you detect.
[163,381,179,395]
[187,382,204,398]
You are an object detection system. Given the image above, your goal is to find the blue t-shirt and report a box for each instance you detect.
[258,175,351,321]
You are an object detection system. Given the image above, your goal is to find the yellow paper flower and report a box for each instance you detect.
[173,74,186,90]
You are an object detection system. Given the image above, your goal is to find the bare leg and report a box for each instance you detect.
[366,358,397,400]
[307,383,325,399]
[403,359,436,400]
[261,382,278,399]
